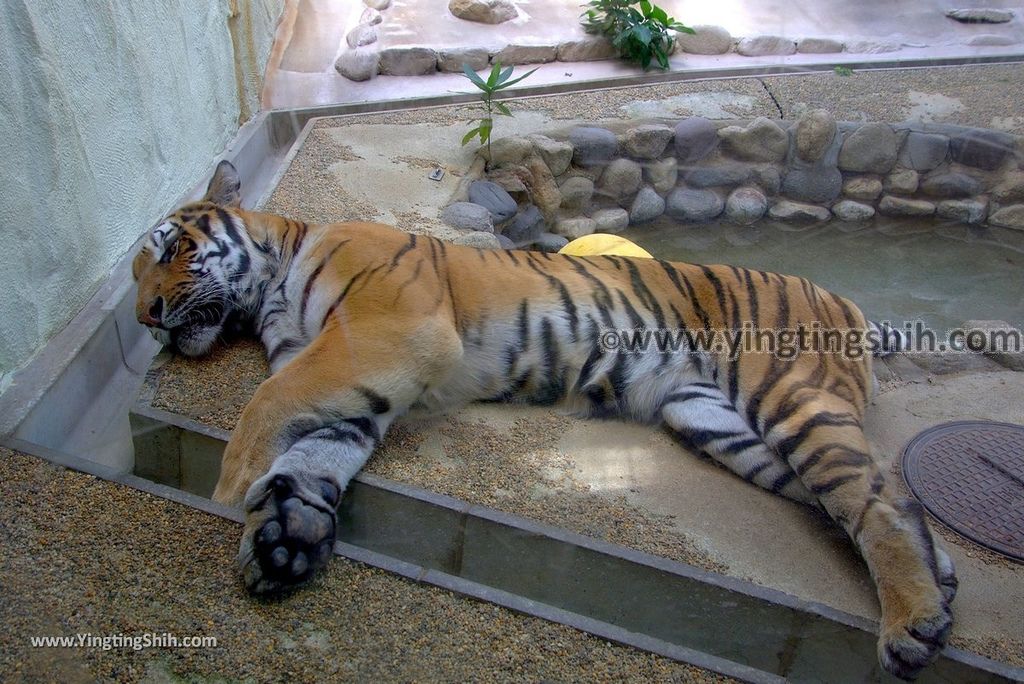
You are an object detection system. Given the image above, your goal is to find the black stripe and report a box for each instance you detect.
[681,428,747,448]
[616,290,645,328]
[341,416,380,443]
[300,240,349,332]
[320,266,371,329]
[770,470,798,493]
[810,473,859,495]
[624,259,665,329]
[773,412,862,458]
[387,234,417,272]
[356,386,391,415]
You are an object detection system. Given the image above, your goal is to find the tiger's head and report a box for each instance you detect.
[133,160,250,356]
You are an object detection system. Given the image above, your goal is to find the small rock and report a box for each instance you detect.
[839,123,898,173]
[768,200,831,223]
[629,186,666,224]
[685,163,752,188]
[878,195,936,217]
[492,44,557,65]
[794,109,837,163]
[554,217,597,239]
[496,234,515,249]
[487,136,533,166]
[525,155,562,219]
[449,0,517,24]
[967,34,1018,46]
[752,165,782,194]
[593,207,631,233]
[360,7,383,25]
[919,172,981,198]
[936,199,988,224]
[797,37,844,54]
[533,232,569,252]
[782,166,842,203]
[556,37,617,62]
[666,187,725,222]
[503,205,546,244]
[950,128,1015,170]
[844,40,901,53]
[988,204,1024,230]
[736,35,796,56]
[528,135,573,176]
[719,117,789,163]
[622,125,674,159]
[645,157,678,195]
[468,180,518,222]
[674,117,719,163]
[437,48,490,72]
[831,200,875,222]
[945,8,1014,23]
[676,25,733,55]
[346,23,378,48]
[363,0,390,9]
[441,202,494,232]
[598,159,643,200]
[335,48,380,81]
[559,176,595,210]
[993,171,1024,203]
[843,176,883,200]
[897,132,949,171]
[724,186,768,225]
[570,127,617,166]
[379,47,437,76]
[885,169,919,195]
[453,231,502,248]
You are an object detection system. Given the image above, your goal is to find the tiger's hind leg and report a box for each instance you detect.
[660,382,816,505]
[764,389,957,680]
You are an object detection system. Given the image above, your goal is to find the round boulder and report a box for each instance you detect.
[441,202,494,232]
[593,207,630,233]
[676,25,733,55]
[570,127,617,166]
[794,109,836,163]
[449,0,517,24]
[674,117,719,163]
[469,180,518,222]
[629,186,666,224]
[559,176,595,210]
[666,187,724,222]
[718,117,789,163]
[832,200,876,222]
[598,159,643,201]
[622,124,674,159]
[724,186,768,225]
[335,48,380,82]
[838,123,898,173]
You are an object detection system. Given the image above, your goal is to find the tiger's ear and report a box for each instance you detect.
[203,160,241,207]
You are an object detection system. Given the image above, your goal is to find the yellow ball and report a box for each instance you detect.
[558,234,653,259]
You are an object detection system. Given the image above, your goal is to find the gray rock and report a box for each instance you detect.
[502,204,545,244]
[598,159,643,200]
[676,25,733,55]
[570,127,617,166]
[797,37,844,54]
[988,204,1024,230]
[794,109,836,163]
[553,217,597,239]
[843,177,883,200]
[379,47,437,76]
[967,34,1018,46]
[593,207,631,233]
[496,234,515,249]
[559,176,595,210]
[897,132,949,171]
[736,35,796,56]
[533,232,569,252]
[878,195,936,217]
[919,172,981,198]
[525,155,561,219]
[684,162,752,188]
[468,180,518,222]
[993,171,1024,203]
[782,166,842,203]
[449,0,517,24]
[441,202,494,231]
[645,157,678,195]
[885,169,919,195]
[335,48,380,81]
[363,0,390,9]
[936,199,987,224]
[719,117,789,163]
[453,231,502,249]
[945,8,1014,23]
[752,165,782,194]
[629,186,666,224]
[492,44,557,65]
[832,200,876,222]
[487,136,533,166]
[838,123,898,173]
[674,117,719,163]
[360,7,383,25]
[556,37,617,61]
[437,48,490,72]
[724,186,767,225]
[666,187,725,222]
[346,23,378,48]
[950,129,1015,170]
[963,319,1024,371]
[768,200,831,223]
[844,40,901,53]
[622,125,674,159]
[528,135,573,176]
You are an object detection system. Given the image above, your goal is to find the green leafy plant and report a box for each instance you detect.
[834,66,854,77]
[581,0,694,70]
[460,62,537,159]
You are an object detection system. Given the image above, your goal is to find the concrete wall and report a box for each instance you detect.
[0,0,282,392]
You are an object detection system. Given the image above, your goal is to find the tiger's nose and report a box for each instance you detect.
[140,297,164,327]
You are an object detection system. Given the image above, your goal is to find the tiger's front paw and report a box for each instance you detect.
[878,599,953,680]
[238,472,341,594]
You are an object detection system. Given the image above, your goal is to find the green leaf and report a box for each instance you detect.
[496,65,515,85]
[639,0,652,16]
[486,63,502,88]
[493,66,538,90]
[461,126,482,146]
[494,101,513,117]
[634,23,652,46]
[462,63,487,90]
[479,118,493,145]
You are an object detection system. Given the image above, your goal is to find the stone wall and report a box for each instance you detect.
[441,112,1024,251]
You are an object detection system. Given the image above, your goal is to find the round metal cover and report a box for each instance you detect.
[902,420,1024,561]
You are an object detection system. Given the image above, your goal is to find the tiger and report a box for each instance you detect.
[133,160,957,680]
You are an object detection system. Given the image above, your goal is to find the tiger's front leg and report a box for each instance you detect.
[212,316,462,593]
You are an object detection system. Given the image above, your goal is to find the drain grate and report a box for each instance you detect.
[903,420,1024,561]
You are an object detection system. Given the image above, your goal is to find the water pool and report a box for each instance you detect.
[622,218,1024,332]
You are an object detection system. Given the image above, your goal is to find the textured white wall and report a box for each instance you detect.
[0,0,281,391]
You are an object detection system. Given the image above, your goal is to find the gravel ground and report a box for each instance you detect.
[0,448,731,683]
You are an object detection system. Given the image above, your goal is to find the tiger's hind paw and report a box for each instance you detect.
[238,472,340,594]
[879,605,953,681]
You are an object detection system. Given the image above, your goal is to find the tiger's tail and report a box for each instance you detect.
[869,320,911,357]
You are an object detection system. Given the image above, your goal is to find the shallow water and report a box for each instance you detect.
[622,218,1024,332]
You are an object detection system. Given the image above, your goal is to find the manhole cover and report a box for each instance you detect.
[902,421,1024,561]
